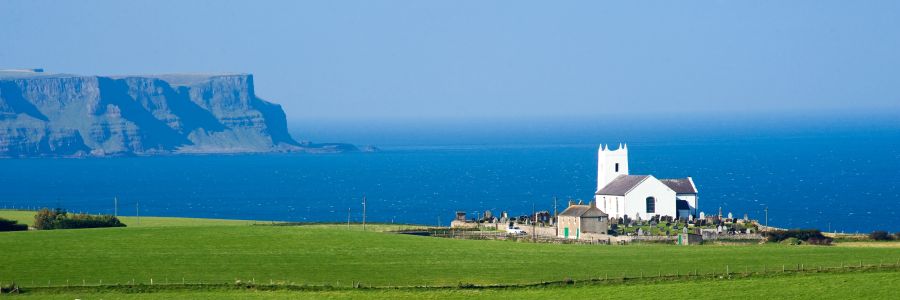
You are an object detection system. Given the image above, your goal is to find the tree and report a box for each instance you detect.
[869,230,893,241]
[0,218,28,231]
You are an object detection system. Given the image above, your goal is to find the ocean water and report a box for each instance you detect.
[1,124,899,232]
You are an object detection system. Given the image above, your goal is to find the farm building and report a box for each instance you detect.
[557,201,609,239]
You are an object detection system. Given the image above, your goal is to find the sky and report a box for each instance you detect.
[2,0,900,124]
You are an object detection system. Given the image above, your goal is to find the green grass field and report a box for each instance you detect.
[2,210,898,298]
[0,209,256,228]
[7,271,899,299]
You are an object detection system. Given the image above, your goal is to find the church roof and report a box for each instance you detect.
[559,204,608,218]
[660,178,697,194]
[596,175,649,196]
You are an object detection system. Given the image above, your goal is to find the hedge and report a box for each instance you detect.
[33,208,126,230]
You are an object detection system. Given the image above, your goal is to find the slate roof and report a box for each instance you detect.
[595,175,649,196]
[559,204,608,218]
[660,178,697,194]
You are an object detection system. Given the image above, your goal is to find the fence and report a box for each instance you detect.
[2,259,898,293]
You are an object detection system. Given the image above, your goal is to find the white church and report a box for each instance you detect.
[594,144,699,220]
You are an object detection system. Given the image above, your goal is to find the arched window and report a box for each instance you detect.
[615,163,619,172]
[646,197,655,213]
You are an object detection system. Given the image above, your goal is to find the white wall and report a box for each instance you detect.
[597,144,629,192]
[677,194,698,217]
[623,176,677,219]
[596,195,625,219]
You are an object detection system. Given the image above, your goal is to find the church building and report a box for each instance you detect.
[594,144,698,220]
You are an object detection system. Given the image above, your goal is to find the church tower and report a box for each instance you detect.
[597,143,629,191]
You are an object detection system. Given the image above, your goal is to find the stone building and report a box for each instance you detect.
[557,201,609,239]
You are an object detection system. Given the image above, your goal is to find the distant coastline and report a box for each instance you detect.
[0,70,359,157]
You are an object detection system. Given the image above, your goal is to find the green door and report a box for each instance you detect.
[564,227,569,238]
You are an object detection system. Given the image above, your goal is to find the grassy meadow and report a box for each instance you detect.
[1,209,899,298]
[7,271,899,299]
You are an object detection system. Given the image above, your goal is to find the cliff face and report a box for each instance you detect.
[0,71,355,157]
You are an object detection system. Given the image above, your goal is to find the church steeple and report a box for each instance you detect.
[597,143,629,191]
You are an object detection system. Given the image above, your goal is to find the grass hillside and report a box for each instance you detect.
[1,217,898,286]
[1,209,898,298]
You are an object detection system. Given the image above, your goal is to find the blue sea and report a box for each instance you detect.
[2,115,899,232]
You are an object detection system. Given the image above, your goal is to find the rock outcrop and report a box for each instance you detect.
[0,70,356,157]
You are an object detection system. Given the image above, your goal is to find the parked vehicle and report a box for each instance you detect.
[506,226,526,235]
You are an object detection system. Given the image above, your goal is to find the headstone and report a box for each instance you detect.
[683,227,688,234]
[637,228,643,236]
[699,212,705,219]
[727,212,733,219]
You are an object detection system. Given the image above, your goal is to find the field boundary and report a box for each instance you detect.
[4,259,899,295]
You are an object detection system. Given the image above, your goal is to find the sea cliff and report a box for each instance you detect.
[0,71,356,157]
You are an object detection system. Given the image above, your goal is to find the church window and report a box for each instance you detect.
[615,163,619,172]
[646,197,655,213]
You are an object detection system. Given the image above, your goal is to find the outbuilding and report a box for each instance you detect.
[557,201,609,239]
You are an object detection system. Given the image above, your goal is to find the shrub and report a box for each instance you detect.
[764,229,831,245]
[780,237,802,245]
[0,218,28,231]
[806,236,833,245]
[869,230,893,241]
[33,208,125,230]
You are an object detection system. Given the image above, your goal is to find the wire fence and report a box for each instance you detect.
[3,259,898,292]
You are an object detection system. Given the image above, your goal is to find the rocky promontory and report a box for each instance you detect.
[0,70,357,157]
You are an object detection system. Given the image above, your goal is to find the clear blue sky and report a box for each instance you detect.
[2,0,899,122]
